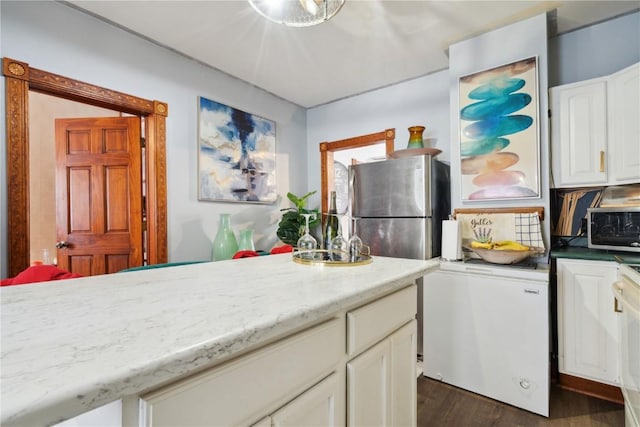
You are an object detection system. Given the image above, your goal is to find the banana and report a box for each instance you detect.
[471,240,493,249]
[493,240,530,251]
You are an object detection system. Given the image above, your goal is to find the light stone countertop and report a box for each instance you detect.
[1,253,437,426]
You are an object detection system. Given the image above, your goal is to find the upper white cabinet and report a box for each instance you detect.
[608,63,640,183]
[550,62,640,188]
[556,258,619,386]
[550,78,608,186]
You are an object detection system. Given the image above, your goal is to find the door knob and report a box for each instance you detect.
[55,241,70,249]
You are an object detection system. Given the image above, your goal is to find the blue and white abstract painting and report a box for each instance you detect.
[198,97,277,203]
[459,57,540,201]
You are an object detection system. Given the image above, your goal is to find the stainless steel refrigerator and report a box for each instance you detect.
[349,154,450,357]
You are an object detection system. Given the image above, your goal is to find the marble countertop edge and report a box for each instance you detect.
[2,255,437,426]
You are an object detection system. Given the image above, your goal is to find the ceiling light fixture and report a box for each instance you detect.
[248,0,345,27]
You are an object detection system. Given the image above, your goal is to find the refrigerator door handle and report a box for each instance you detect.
[348,167,356,218]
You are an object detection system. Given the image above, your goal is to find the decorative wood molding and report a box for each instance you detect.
[4,71,30,276]
[557,373,624,405]
[3,58,29,81]
[145,113,168,264]
[319,128,395,214]
[3,57,168,277]
[154,100,168,116]
[28,67,155,115]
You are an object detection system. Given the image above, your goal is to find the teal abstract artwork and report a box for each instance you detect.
[459,57,540,201]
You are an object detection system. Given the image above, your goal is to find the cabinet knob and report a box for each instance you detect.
[55,241,70,249]
[519,378,531,389]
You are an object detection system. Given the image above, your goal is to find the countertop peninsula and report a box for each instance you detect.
[1,254,437,426]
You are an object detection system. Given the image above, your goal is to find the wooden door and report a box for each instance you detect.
[55,116,143,276]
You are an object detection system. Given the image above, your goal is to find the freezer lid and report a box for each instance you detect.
[350,155,431,218]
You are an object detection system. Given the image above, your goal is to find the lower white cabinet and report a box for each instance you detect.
[140,318,344,427]
[266,372,344,427]
[135,284,418,427]
[347,320,417,427]
[557,258,619,385]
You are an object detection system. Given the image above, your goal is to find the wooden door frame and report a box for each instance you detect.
[3,57,168,277]
[319,129,395,214]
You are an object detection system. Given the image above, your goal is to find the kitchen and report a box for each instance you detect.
[1,1,640,426]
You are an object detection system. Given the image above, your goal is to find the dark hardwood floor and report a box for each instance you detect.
[417,376,625,426]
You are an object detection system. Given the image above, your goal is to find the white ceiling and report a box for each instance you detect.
[66,1,639,108]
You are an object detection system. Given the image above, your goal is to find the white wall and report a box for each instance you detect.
[306,69,451,210]
[0,1,308,274]
[2,4,638,276]
[448,13,551,249]
[549,11,640,87]
[307,14,551,249]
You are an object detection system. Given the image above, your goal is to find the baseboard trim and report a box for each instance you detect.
[557,373,624,405]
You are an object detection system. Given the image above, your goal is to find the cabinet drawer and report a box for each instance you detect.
[347,284,416,357]
[140,318,344,427]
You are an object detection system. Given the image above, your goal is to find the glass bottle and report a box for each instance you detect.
[212,213,238,261]
[323,191,339,252]
[238,229,256,251]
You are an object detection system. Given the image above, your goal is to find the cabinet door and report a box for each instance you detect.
[608,62,640,184]
[271,373,344,427]
[557,259,619,385]
[347,320,417,427]
[550,79,608,187]
[390,320,417,427]
[140,319,343,427]
[347,337,391,426]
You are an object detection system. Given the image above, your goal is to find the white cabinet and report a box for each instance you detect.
[140,318,344,427]
[269,372,343,427]
[347,334,391,426]
[136,284,418,427]
[346,284,417,427]
[347,320,417,427]
[557,258,620,385]
[550,62,640,188]
[608,63,640,183]
[423,268,549,416]
[550,78,608,186]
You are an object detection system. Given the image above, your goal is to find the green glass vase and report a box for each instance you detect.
[238,229,255,251]
[212,213,238,261]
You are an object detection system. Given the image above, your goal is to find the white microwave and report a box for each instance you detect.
[587,207,640,252]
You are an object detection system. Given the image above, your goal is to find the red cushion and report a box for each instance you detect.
[270,244,293,254]
[232,250,260,259]
[1,265,83,286]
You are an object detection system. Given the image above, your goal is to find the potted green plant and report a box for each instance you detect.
[277,191,321,246]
